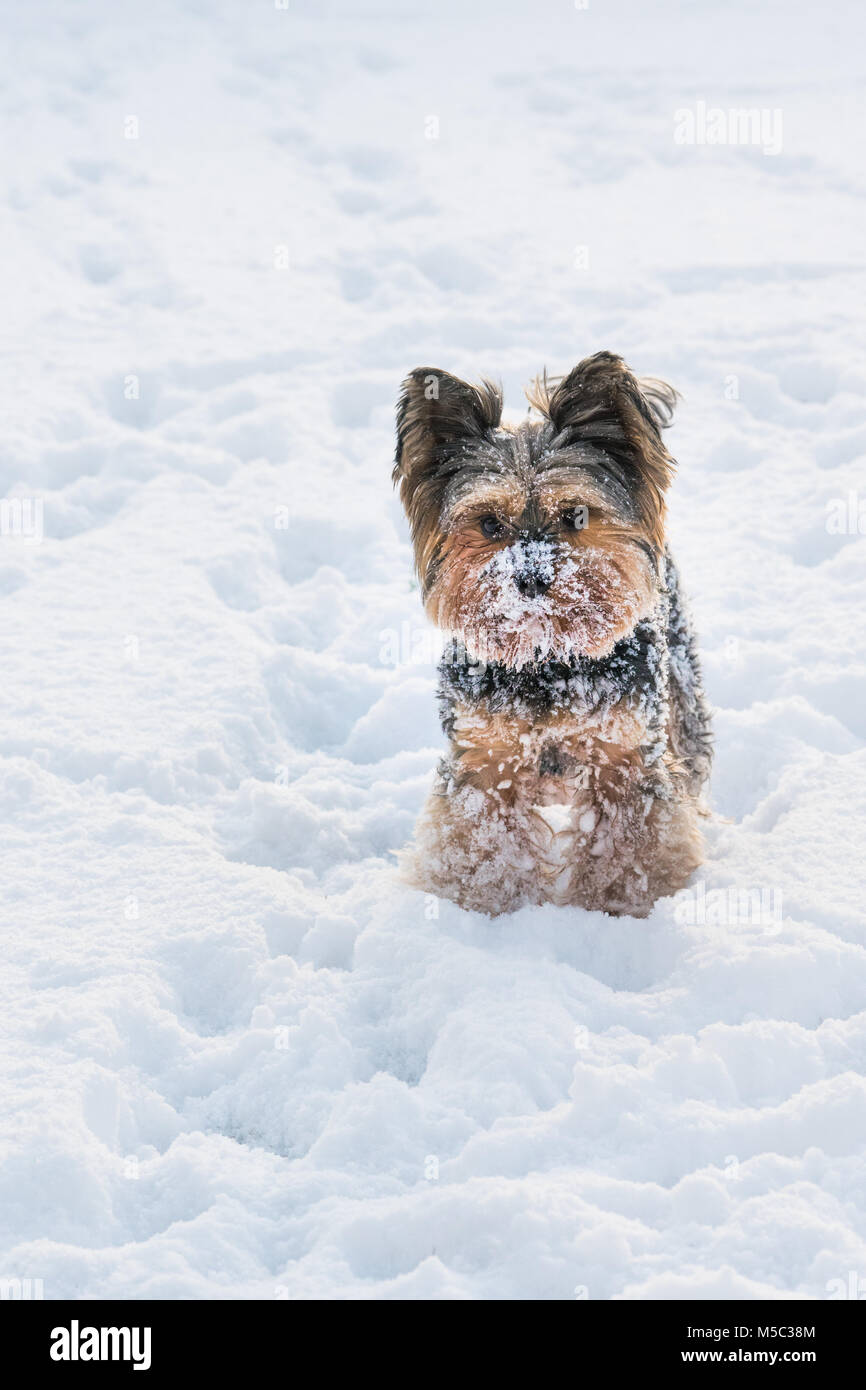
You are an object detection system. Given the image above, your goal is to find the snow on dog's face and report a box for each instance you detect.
[394,353,678,667]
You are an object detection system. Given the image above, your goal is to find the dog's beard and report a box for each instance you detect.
[432,539,655,669]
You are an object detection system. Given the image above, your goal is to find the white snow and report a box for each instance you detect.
[1,0,865,1300]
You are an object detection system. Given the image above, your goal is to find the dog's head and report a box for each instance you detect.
[393,351,677,668]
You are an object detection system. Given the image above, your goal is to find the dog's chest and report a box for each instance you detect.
[451,693,653,819]
[448,696,660,901]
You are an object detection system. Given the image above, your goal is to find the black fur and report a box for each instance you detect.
[437,548,712,796]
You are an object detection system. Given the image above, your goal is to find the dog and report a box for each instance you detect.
[393,351,712,917]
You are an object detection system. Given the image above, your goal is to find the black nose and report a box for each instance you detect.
[514,572,550,599]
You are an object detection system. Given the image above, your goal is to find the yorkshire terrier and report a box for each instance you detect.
[393,352,712,918]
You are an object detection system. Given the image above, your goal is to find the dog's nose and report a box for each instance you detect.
[514,572,550,599]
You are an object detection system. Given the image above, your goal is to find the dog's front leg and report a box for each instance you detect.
[399,745,540,916]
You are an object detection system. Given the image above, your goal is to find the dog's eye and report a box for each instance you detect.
[479,515,505,540]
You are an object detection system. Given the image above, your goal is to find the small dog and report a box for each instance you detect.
[393,352,712,918]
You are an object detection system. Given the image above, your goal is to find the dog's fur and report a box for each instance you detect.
[393,352,712,917]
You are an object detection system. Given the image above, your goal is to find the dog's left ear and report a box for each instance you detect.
[534,350,676,435]
[529,351,677,547]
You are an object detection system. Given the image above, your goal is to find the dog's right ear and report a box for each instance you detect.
[393,368,502,492]
[527,352,677,553]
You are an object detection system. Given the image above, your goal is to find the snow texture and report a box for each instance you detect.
[1,0,865,1301]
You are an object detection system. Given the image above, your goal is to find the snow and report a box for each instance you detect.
[1,0,865,1300]
[470,537,639,666]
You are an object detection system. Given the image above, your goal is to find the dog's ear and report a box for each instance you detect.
[528,351,677,548]
[393,368,502,592]
[393,368,502,489]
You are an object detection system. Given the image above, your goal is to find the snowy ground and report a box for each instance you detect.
[2,0,865,1300]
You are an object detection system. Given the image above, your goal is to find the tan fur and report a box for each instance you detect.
[429,498,656,667]
[400,699,704,918]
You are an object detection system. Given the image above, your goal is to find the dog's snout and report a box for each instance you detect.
[514,571,550,599]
